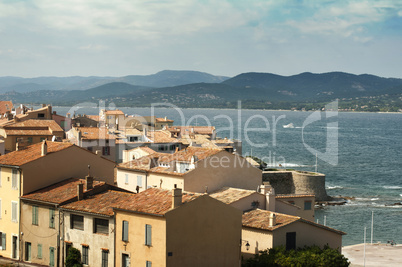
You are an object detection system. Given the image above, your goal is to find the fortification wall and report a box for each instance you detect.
[262,171,330,201]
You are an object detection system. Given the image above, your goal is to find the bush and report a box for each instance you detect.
[242,245,350,267]
[65,247,83,267]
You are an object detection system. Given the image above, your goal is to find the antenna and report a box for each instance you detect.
[315,153,318,173]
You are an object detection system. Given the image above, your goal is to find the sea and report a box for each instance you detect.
[53,104,402,247]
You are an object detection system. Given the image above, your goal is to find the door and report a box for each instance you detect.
[49,247,55,266]
[25,242,31,261]
[12,236,17,259]
[286,232,296,250]
[122,253,130,267]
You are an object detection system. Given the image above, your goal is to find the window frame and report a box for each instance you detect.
[37,244,42,259]
[49,208,55,228]
[11,201,18,222]
[82,245,89,265]
[12,169,18,190]
[93,218,109,235]
[304,201,312,210]
[101,250,108,267]
[70,214,84,230]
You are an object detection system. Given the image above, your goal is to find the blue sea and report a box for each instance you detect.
[54,104,402,247]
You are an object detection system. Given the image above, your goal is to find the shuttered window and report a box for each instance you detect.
[145,224,152,246]
[37,244,42,259]
[49,208,55,228]
[71,214,84,230]
[11,201,18,222]
[146,261,152,267]
[94,218,109,235]
[101,250,108,267]
[49,247,55,266]
[32,206,38,225]
[82,245,89,265]
[122,221,129,241]
[12,169,18,190]
[0,233,6,250]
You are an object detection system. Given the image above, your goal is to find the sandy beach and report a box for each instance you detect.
[342,243,402,267]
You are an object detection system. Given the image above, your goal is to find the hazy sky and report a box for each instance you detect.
[1,0,402,78]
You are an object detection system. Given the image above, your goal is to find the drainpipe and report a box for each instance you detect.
[18,168,22,262]
[56,205,60,267]
[61,209,65,267]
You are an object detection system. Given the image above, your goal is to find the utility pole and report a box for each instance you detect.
[364,227,366,267]
[371,211,374,245]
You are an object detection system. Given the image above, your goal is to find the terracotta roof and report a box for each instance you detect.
[210,187,258,204]
[61,190,135,216]
[21,178,105,204]
[77,127,115,140]
[242,209,300,231]
[166,126,215,135]
[276,194,315,199]
[242,209,346,235]
[104,110,124,115]
[0,141,73,166]
[146,130,177,143]
[124,128,142,135]
[0,101,13,115]
[118,152,175,172]
[86,115,100,122]
[155,117,174,123]
[158,147,222,163]
[115,188,200,216]
[135,146,156,154]
[3,119,63,135]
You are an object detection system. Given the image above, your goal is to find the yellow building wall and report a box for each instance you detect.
[277,196,315,220]
[21,146,115,195]
[184,151,262,193]
[0,167,21,259]
[20,202,59,266]
[241,227,273,258]
[5,135,54,152]
[165,196,242,267]
[273,221,343,251]
[115,211,167,267]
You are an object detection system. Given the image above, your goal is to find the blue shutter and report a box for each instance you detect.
[122,221,129,241]
[1,233,6,250]
[145,224,152,246]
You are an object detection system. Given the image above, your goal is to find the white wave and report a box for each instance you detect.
[265,163,311,167]
[383,186,402,189]
[371,198,379,201]
[326,185,343,190]
[400,194,402,197]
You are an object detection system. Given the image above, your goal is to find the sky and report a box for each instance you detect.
[1,0,402,78]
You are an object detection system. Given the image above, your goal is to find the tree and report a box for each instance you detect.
[242,245,350,267]
[65,247,83,267]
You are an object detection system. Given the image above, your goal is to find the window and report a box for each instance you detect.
[38,113,45,118]
[102,146,110,155]
[37,244,42,259]
[12,169,18,190]
[94,218,109,235]
[40,137,46,142]
[0,232,5,250]
[49,247,55,266]
[66,243,72,258]
[122,221,129,242]
[49,208,55,228]
[25,242,31,261]
[146,261,152,267]
[82,245,89,265]
[304,201,312,210]
[101,250,108,267]
[11,201,18,222]
[87,147,93,152]
[27,137,33,144]
[145,224,152,246]
[125,174,129,185]
[32,206,39,225]
[71,214,84,230]
[128,136,138,142]
[137,176,142,187]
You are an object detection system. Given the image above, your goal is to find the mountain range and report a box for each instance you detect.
[1,70,402,111]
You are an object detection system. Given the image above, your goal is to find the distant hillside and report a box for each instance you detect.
[222,72,402,101]
[116,70,229,87]
[2,71,402,111]
[0,70,229,93]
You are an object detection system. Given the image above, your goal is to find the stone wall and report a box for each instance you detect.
[262,171,330,201]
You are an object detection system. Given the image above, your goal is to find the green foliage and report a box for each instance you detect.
[242,245,350,267]
[65,247,83,267]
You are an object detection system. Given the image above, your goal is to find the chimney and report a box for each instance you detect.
[16,142,19,151]
[172,184,182,209]
[269,213,276,227]
[77,183,84,201]
[41,141,47,156]
[85,175,93,190]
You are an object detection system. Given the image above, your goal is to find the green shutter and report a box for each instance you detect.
[49,209,55,228]
[1,233,6,250]
[122,221,129,241]
[145,224,152,246]
[49,247,55,266]
[32,206,38,225]
[37,244,42,259]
